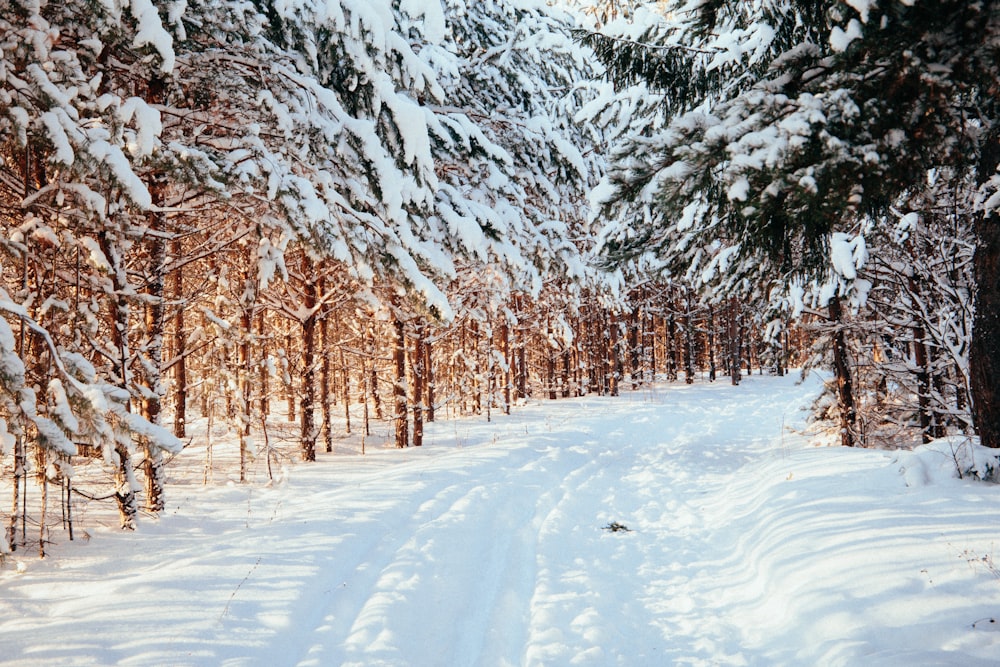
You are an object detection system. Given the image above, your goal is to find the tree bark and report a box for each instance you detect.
[393,315,408,448]
[300,276,318,461]
[99,228,140,525]
[829,297,858,448]
[707,303,717,382]
[728,297,742,386]
[411,321,425,447]
[424,330,435,422]
[683,291,695,384]
[141,174,167,513]
[321,314,333,453]
[237,277,254,480]
[170,237,187,439]
[971,124,1000,448]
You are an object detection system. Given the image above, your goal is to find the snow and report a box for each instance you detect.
[2,374,999,665]
[845,0,875,23]
[129,0,177,73]
[829,231,867,281]
[120,96,162,158]
[400,0,445,44]
[830,19,864,53]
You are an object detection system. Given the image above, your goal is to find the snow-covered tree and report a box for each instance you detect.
[582,0,1000,447]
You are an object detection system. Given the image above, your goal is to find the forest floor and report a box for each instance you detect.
[2,372,1000,666]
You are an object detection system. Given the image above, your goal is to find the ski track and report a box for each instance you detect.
[4,374,998,666]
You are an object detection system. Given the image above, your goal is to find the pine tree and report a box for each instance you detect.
[582,0,1000,447]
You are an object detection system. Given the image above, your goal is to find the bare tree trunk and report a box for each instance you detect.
[629,307,640,389]
[368,324,384,420]
[411,321,425,447]
[500,320,511,413]
[238,297,253,482]
[971,123,1000,448]
[728,297,742,386]
[665,311,678,382]
[515,299,527,400]
[909,294,935,443]
[321,314,333,453]
[341,346,351,436]
[393,315,408,448]
[99,228,139,526]
[300,276,318,461]
[561,349,571,398]
[683,290,695,384]
[170,237,187,439]
[257,309,269,421]
[829,297,858,448]
[36,448,46,558]
[609,312,621,396]
[546,319,557,400]
[141,175,167,514]
[707,304,717,382]
[425,331,435,422]
[285,333,296,422]
[113,443,138,530]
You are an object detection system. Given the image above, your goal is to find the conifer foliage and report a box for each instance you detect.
[0,0,612,549]
[583,0,1000,447]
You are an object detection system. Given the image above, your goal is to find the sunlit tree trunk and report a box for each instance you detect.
[411,321,425,446]
[321,312,333,453]
[425,330,435,422]
[393,315,408,448]
[170,237,187,439]
[300,275,318,461]
[140,174,167,513]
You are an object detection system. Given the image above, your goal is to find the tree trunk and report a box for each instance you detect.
[113,443,138,530]
[425,331,435,422]
[561,349,571,398]
[369,324,384,420]
[257,309,269,421]
[682,292,695,384]
[728,297,742,386]
[238,293,253,481]
[300,276,318,461]
[170,237,187,439]
[907,274,935,444]
[829,297,858,448]
[609,313,622,396]
[340,346,351,436]
[99,228,140,525]
[411,321,425,447]
[665,311,678,382]
[629,307,641,389]
[285,333,296,421]
[516,308,527,400]
[321,314,333,453]
[393,315,408,448]
[141,175,167,514]
[708,303,717,382]
[971,125,1000,448]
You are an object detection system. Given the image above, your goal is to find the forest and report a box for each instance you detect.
[1,0,998,558]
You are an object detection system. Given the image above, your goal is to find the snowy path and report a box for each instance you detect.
[2,374,999,666]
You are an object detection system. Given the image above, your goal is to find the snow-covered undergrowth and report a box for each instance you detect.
[2,374,998,666]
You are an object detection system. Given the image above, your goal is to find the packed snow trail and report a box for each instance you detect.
[2,374,999,666]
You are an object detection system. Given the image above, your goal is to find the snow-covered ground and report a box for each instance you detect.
[2,373,999,666]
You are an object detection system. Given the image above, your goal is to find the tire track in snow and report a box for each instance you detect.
[261,377,812,667]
